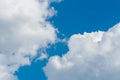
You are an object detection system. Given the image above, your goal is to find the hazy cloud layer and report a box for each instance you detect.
[44,23,120,80]
[0,0,58,80]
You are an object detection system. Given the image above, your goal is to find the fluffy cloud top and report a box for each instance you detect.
[0,0,58,80]
[44,23,120,80]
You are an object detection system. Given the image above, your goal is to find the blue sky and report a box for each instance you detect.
[0,0,120,80]
[51,0,120,37]
[16,0,120,80]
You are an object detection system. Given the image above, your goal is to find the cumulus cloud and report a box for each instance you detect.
[44,23,120,80]
[0,0,58,80]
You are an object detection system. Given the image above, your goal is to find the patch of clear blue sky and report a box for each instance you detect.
[50,0,120,37]
[16,0,120,80]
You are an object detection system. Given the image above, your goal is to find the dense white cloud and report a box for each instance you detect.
[44,23,120,80]
[0,0,58,80]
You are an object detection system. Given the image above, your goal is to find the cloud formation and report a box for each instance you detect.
[44,23,120,80]
[0,0,58,80]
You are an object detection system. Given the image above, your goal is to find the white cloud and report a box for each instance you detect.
[44,23,120,80]
[37,53,48,61]
[0,0,58,80]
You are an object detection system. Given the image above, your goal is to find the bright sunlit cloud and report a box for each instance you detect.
[44,23,120,80]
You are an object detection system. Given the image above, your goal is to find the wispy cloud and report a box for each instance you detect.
[0,0,58,80]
